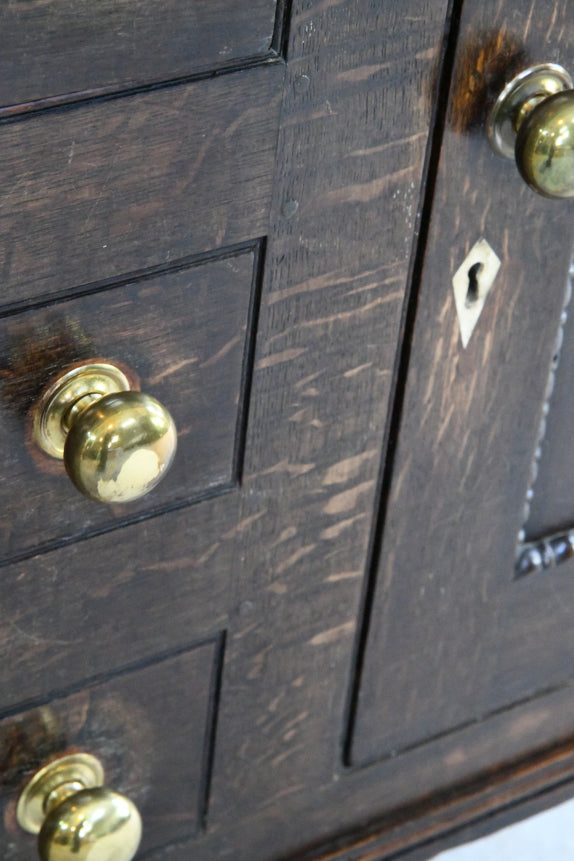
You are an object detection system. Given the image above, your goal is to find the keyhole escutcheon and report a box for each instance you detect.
[465,262,483,306]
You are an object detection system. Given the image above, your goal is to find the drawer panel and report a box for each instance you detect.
[0,494,235,711]
[0,0,279,109]
[0,62,283,306]
[0,639,221,857]
[0,245,260,563]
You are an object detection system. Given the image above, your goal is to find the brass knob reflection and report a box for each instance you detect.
[488,63,574,199]
[33,361,177,503]
[17,753,142,861]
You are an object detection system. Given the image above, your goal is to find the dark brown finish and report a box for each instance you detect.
[0,0,279,109]
[0,246,260,563]
[0,497,237,713]
[0,640,221,858]
[297,738,574,860]
[4,0,574,860]
[349,0,574,766]
[1,0,453,856]
[0,63,283,306]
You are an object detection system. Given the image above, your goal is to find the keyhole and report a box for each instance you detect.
[465,262,483,306]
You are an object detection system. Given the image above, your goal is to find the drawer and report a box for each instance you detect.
[0,638,222,857]
[0,0,279,109]
[0,62,283,306]
[0,244,261,563]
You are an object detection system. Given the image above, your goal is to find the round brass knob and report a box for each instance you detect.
[488,63,574,199]
[17,753,142,861]
[33,361,177,503]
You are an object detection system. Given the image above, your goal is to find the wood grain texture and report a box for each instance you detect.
[0,63,282,306]
[145,682,574,860]
[350,0,574,766]
[8,1,574,859]
[0,248,258,563]
[293,738,574,860]
[192,0,451,857]
[0,497,236,712]
[0,0,451,858]
[0,0,278,109]
[0,641,220,858]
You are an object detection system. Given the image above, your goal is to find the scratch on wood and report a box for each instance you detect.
[336,63,390,83]
[148,356,198,384]
[346,132,427,159]
[323,480,375,514]
[324,570,362,582]
[308,621,354,646]
[271,527,297,547]
[289,407,312,422]
[345,280,403,298]
[256,348,307,369]
[268,263,398,304]
[295,370,325,389]
[254,458,315,478]
[196,542,220,566]
[344,362,372,378]
[321,513,366,540]
[271,745,305,767]
[223,511,266,540]
[523,0,537,40]
[294,296,398,332]
[316,166,416,206]
[323,450,377,485]
[200,334,241,368]
[433,403,455,451]
[275,544,316,575]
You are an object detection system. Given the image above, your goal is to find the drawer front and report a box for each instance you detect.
[0,245,261,563]
[0,62,283,306]
[0,639,222,858]
[0,0,279,109]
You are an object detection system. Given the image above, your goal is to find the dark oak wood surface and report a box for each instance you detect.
[0,497,237,714]
[4,0,574,859]
[0,0,452,857]
[0,246,259,563]
[350,0,574,766]
[0,0,279,109]
[0,64,282,306]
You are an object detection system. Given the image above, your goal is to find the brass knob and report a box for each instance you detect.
[17,753,142,861]
[33,361,177,503]
[488,63,574,199]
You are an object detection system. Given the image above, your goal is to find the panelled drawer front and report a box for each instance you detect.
[0,246,260,563]
[0,640,221,858]
[0,62,283,306]
[0,0,279,109]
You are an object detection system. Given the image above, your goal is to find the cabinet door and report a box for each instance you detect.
[349,0,574,778]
